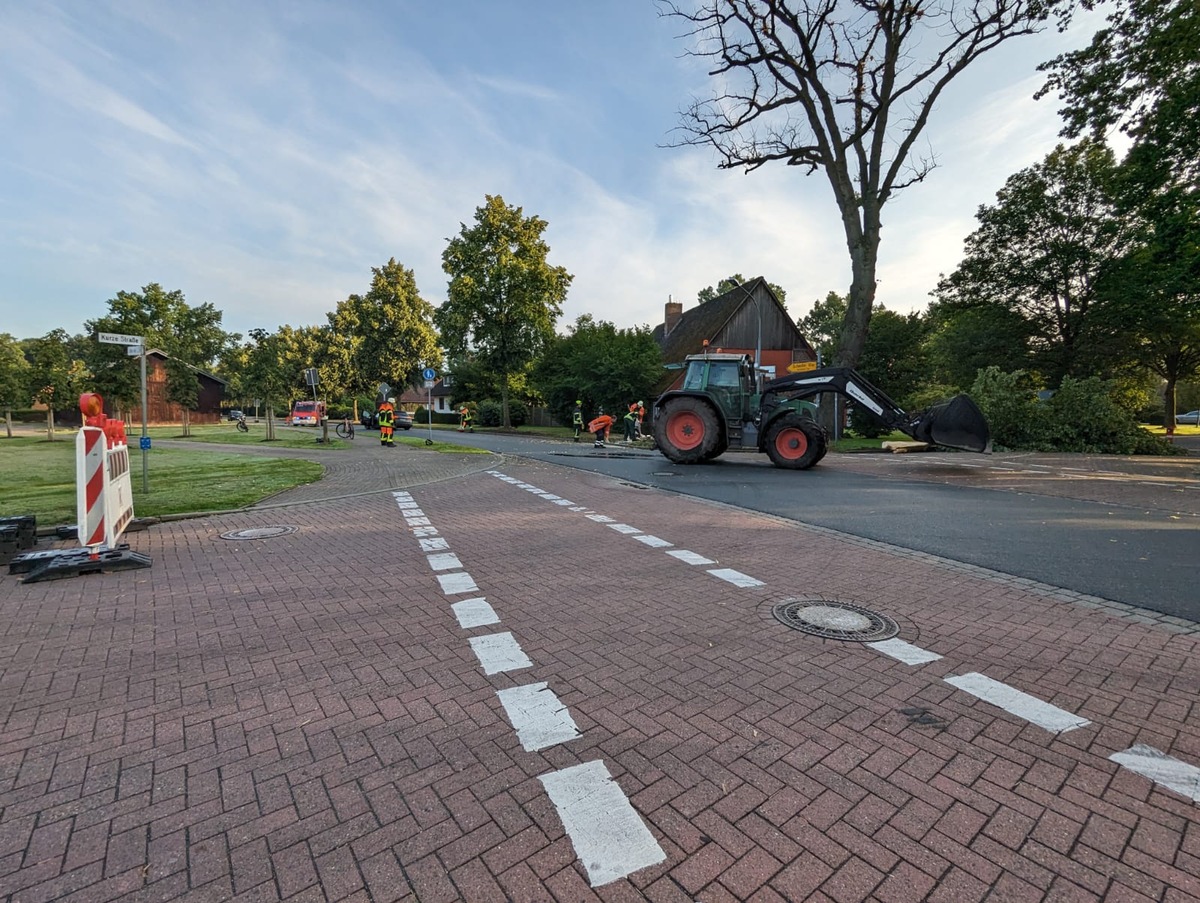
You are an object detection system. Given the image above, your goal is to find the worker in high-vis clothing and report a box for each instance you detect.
[572,399,584,442]
[378,398,395,447]
[623,402,639,442]
[458,404,474,432]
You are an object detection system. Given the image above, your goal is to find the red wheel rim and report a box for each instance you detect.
[667,411,705,450]
[774,427,809,459]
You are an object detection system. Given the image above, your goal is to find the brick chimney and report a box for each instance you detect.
[664,297,683,337]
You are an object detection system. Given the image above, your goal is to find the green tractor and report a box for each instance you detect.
[653,353,991,470]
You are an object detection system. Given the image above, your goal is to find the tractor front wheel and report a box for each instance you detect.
[764,415,826,470]
[655,397,721,464]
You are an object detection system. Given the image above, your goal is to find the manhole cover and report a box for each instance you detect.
[219,526,298,541]
[771,597,899,642]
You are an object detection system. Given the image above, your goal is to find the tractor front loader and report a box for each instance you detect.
[653,353,991,471]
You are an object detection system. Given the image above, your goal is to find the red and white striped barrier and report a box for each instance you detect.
[75,394,135,550]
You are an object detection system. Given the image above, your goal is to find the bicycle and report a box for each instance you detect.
[235,416,249,433]
[335,417,355,440]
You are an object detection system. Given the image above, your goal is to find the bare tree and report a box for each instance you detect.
[663,0,1064,366]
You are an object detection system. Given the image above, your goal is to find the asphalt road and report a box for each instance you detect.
[431,428,1200,621]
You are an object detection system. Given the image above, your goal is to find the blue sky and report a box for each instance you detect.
[0,1,1102,344]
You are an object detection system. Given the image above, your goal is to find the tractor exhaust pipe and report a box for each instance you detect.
[908,394,992,454]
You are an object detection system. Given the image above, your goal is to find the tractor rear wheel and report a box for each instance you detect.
[764,414,826,470]
[655,397,721,464]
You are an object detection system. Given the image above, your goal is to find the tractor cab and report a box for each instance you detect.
[679,354,759,425]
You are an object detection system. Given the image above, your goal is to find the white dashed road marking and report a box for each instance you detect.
[437,572,480,595]
[468,632,533,674]
[666,550,715,566]
[633,535,673,549]
[706,568,764,588]
[1109,745,1200,802]
[586,514,615,523]
[451,597,500,629]
[539,760,667,887]
[944,672,1091,734]
[426,552,463,571]
[867,638,944,665]
[419,537,450,552]
[607,524,642,535]
[496,683,582,751]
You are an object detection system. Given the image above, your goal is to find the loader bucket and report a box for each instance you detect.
[909,394,991,453]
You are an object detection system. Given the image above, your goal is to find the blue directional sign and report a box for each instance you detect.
[139,437,151,450]
[421,367,437,381]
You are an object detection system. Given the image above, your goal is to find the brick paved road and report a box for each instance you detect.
[3,446,1199,902]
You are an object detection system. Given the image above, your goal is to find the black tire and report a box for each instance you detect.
[763,414,826,470]
[335,422,353,439]
[236,420,248,433]
[654,396,722,464]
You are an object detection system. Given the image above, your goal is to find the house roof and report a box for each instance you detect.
[651,277,813,363]
[146,348,228,386]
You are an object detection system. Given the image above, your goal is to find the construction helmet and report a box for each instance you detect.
[576,399,582,405]
[388,397,395,404]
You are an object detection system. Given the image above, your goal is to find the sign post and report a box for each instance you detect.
[422,367,437,446]
[98,332,148,492]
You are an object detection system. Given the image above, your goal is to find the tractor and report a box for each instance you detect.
[653,353,991,470]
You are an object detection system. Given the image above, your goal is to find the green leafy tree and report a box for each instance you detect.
[698,274,787,305]
[164,358,200,437]
[847,307,930,436]
[1041,0,1200,429]
[934,141,1129,385]
[924,301,1034,392]
[242,329,292,440]
[24,329,88,440]
[798,292,847,365]
[531,315,664,425]
[0,333,32,438]
[665,0,1066,368]
[329,259,442,404]
[438,195,573,428]
[84,283,238,420]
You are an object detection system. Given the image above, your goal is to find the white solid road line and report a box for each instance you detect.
[867,638,943,665]
[1109,745,1200,803]
[468,632,533,675]
[451,597,500,629]
[496,682,582,751]
[539,760,667,887]
[944,673,1091,734]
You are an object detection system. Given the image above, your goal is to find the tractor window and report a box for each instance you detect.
[682,364,706,391]
[708,363,740,387]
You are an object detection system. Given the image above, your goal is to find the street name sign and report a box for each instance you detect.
[98,332,143,346]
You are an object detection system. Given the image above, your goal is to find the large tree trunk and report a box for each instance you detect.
[3,408,11,439]
[1163,376,1177,437]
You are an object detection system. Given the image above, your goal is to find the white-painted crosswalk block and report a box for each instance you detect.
[437,572,480,595]
[540,493,562,500]
[452,597,500,629]
[427,552,462,571]
[1109,745,1200,802]
[586,514,615,523]
[569,506,589,512]
[469,632,533,674]
[404,516,432,526]
[396,502,421,510]
[540,760,666,887]
[667,550,715,566]
[496,683,581,751]
[553,499,574,506]
[867,638,943,665]
[607,523,641,535]
[944,673,1091,733]
[707,568,764,588]
[633,535,673,549]
[401,508,426,517]
[419,537,450,552]
[410,526,439,537]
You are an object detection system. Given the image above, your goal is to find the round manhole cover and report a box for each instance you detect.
[220,526,298,541]
[772,598,899,642]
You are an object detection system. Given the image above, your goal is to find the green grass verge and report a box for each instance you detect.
[144,421,350,449]
[394,435,493,454]
[0,436,321,526]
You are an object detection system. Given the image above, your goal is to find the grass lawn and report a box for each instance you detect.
[145,421,351,449]
[0,436,321,527]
